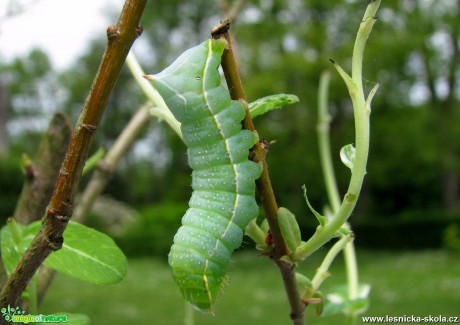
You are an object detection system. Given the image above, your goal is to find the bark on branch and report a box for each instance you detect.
[211,20,305,325]
[13,113,72,225]
[0,0,147,313]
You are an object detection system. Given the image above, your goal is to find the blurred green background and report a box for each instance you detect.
[1,0,460,323]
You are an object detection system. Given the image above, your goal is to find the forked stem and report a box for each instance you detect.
[317,71,360,324]
[211,20,305,325]
[293,0,380,261]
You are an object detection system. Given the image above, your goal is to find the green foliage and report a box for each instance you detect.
[0,219,24,273]
[295,272,312,292]
[0,9,458,314]
[277,207,301,253]
[39,251,460,324]
[248,94,299,118]
[302,186,326,227]
[1,220,127,284]
[321,284,370,317]
[1,1,457,251]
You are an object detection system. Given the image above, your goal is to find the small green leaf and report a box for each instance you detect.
[336,228,352,236]
[249,94,299,118]
[340,144,356,170]
[278,207,302,252]
[0,220,25,274]
[260,219,269,233]
[347,297,369,315]
[279,254,295,264]
[295,272,312,290]
[302,185,327,227]
[323,297,369,317]
[330,59,356,94]
[322,283,371,316]
[8,218,24,245]
[322,298,346,316]
[22,221,127,284]
[314,291,325,316]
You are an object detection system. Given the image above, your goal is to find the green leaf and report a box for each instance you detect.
[322,297,369,317]
[330,59,355,94]
[322,283,371,316]
[0,220,25,274]
[1,220,39,305]
[22,221,127,284]
[314,291,325,316]
[260,219,269,233]
[249,93,299,118]
[336,228,352,236]
[295,272,312,290]
[278,207,302,252]
[340,144,356,170]
[302,185,327,227]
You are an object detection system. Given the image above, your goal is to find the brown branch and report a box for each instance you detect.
[1,113,71,291]
[0,0,147,314]
[7,112,71,310]
[13,113,72,224]
[34,104,152,306]
[211,20,305,325]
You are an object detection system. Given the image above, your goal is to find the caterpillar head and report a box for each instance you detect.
[144,39,227,123]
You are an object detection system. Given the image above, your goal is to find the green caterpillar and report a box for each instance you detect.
[146,39,262,311]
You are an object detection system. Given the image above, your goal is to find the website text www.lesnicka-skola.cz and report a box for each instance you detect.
[362,315,459,323]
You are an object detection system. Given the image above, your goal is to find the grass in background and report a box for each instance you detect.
[40,249,460,324]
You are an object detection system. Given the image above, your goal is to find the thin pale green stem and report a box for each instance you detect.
[343,228,361,324]
[317,69,360,324]
[126,51,182,138]
[351,0,380,88]
[82,147,105,176]
[294,0,380,261]
[311,235,353,291]
[317,71,341,212]
[296,3,381,318]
